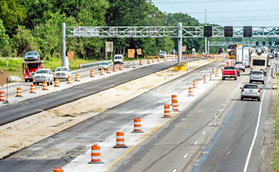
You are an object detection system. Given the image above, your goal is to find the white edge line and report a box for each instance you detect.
[243,60,273,172]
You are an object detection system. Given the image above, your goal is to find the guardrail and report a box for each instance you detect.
[79,60,112,68]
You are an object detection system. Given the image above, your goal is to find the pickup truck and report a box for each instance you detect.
[222,66,237,80]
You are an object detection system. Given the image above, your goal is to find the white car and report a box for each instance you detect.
[114,54,124,64]
[234,61,245,72]
[33,68,54,85]
[98,62,110,70]
[54,67,71,80]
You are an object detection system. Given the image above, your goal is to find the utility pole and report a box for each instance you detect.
[205,9,207,55]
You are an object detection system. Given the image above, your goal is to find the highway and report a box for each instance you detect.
[113,60,276,172]
[0,60,222,172]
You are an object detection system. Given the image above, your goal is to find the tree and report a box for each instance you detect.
[0,0,27,28]
[0,19,10,56]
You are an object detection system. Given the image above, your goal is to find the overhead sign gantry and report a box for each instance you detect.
[62,23,279,66]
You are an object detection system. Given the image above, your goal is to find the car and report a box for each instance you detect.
[33,68,54,85]
[250,71,264,84]
[222,66,238,80]
[54,67,71,80]
[159,51,167,58]
[114,54,124,64]
[98,62,110,70]
[268,53,274,59]
[24,51,40,61]
[235,67,240,76]
[275,52,279,58]
[240,84,261,101]
[234,61,245,72]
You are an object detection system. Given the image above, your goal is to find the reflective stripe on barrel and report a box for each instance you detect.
[91,144,101,162]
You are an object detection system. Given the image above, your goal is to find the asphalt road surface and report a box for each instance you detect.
[1,59,201,125]
[116,60,275,172]
[0,61,220,172]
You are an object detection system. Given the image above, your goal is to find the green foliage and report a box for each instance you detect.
[0,19,10,56]
[0,0,27,28]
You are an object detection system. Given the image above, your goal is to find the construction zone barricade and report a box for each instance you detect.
[0,91,5,101]
[212,67,216,74]
[42,81,48,91]
[90,70,95,77]
[193,80,198,88]
[67,76,72,84]
[107,67,111,73]
[75,74,80,82]
[163,104,171,118]
[100,68,104,75]
[139,60,143,65]
[54,78,60,87]
[30,84,36,93]
[16,87,23,97]
[171,94,177,104]
[132,117,144,133]
[89,144,104,164]
[113,65,117,72]
[172,100,179,111]
[113,131,128,148]
[188,86,194,96]
[157,57,160,62]
[119,64,123,70]
[53,167,64,172]
[152,58,155,63]
[204,75,208,84]
[210,73,213,81]
[174,63,187,71]
[147,58,150,64]
[215,69,220,77]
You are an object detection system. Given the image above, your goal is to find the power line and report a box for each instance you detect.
[186,9,279,14]
[153,0,266,3]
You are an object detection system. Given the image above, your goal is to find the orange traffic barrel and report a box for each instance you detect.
[30,84,36,93]
[193,80,198,88]
[132,117,144,133]
[204,75,208,84]
[215,69,220,77]
[113,65,117,72]
[107,67,111,73]
[188,86,194,96]
[100,68,104,75]
[119,64,123,70]
[90,70,95,77]
[53,167,63,172]
[16,87,23,97]
[139,60,143,65]
[54,78,60,87]
[42,81,48,90]
[152,58,155,63]
[226,61,229,66]
[163,104,171,118]
[75,73,80,82]
[0,91,5,101]
[210,73,213,81]
[67,76,72,84]
[172,100,179,111]
[157,57,160,62]
[113,131,128,148]
[171,94,177,104]
[147,58,150,64]
[89,144,104,164]
[212,67,216,74]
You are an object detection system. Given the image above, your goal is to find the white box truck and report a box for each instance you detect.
[243,47,251,68]
[236,46,243,62]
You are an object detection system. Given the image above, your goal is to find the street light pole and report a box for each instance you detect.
[205,9,207,55]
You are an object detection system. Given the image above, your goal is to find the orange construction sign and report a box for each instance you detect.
[128,49,135,58]
[0,70,9,87]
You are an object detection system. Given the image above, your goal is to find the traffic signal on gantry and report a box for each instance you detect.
[204,26,212,37]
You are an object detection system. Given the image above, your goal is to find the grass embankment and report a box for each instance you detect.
[274,81,279,171]
[0,57,97,80]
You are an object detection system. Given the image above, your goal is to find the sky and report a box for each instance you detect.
[152,0,279,26]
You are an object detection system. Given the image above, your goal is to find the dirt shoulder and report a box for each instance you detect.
[0,59,214,159]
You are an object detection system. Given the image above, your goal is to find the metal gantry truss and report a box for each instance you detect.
[209,42,275,47]
[66,26,279,38]
[62,23,279,66]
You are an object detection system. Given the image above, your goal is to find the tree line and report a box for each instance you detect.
[0,0,209,60]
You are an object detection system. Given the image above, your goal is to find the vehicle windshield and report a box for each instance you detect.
[56,68,68,71]
[36,70,48,74]
[251,71,263,75]
[253,60,265,66]
[26,51,38,55]
[100,63,108,65]
[27,64,39,68]
[224,66,235,70]
[244,85,258,89]
[115,56,122,59]
[159,51,166,55]
[235,62,242,64]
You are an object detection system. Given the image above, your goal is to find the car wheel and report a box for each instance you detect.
[258,98,261,101]
[235,77,237,80]
[47,82,50,86]
[244,69,245,72]
[222,77,225,80]
[262,81,264,84]
[241,97,243,101]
